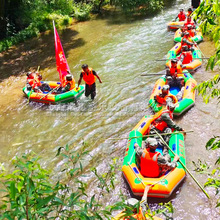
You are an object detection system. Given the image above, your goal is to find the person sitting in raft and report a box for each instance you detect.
[154,85,178,105]
[26,72,51,93]
[76,64,102,100]
[186,24,196,37]
[181,32,196,51]
[166,59,184,89]
[187,8,193,16]
[175,9,186,21]
[55,74,75,94]
[149,103,184,143]
[184,16,196,29]
[179,45,193,65]
[134,138,179,178]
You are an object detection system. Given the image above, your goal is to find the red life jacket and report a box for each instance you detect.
[27,75,41,88]
[169,64,182,77]
[188,29,195,37]
[140,148,160,178]
[152,109,173,132]
[181,51,193,64]
[178,13,186,21]
[82,68,96,85]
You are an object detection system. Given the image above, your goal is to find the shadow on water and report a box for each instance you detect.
[0,28,86,81]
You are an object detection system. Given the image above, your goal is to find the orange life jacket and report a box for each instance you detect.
[155,93,177,105]
[152,109,173,132]
[169,64,182,76]
[82,68,96,85]
[181,51,193,64]
[188,29,195,37]
[63,79,75,90]
[140,148,160,178]
[178,13,186,21]
[27,75,41,88]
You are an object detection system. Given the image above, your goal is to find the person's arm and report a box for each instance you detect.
[134,143,144,157]
[76,75,83,90]
[92,70,102,83]
[179,53,185,64]
[161,113,183,131]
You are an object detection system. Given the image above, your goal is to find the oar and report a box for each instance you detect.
[153,129,210,199]
[108,130,193,140]
[39,85,60,100]
[141,73,165,76]
[155,58,209,61]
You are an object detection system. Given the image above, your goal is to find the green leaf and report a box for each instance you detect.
[37,194,55,209]
[10,181,16,200]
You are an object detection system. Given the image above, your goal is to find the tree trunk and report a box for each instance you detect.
[0,0,7,40]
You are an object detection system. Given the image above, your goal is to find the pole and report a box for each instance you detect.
[153,129,210,199]
[108,130,193,140]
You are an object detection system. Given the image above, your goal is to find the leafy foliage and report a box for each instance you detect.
[194,0,220,70]
[0,144,174,219]
[195,74,220,103]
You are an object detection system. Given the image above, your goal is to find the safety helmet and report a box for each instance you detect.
[167,102,176,111]
[26,71,32,77]
[171,58,178,63]
[180,9,184,12]
[184,32,190,36]
[146,138,158,149]
[182,45,188,51]
[187,24,192,29]
[66,74,73,81]
[162,85,170,91]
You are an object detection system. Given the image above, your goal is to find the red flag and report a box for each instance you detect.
[53,21,70,86]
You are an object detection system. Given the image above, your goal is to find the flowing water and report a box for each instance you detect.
[0,0,219,219]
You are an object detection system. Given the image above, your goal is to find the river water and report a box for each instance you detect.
[0,0,219,219]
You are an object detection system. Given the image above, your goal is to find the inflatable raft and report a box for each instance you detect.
[23,81,85,104]
[113,211,162,220]
[149,71,197,116]
[167,20,185,30]
[166,42,202,72]
[122,112,186,198]
[174,28,203,43]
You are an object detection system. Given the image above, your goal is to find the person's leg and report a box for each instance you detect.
[90,83,96,100]
[85,84,91,97]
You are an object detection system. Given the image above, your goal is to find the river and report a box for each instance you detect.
[0,0,219,219]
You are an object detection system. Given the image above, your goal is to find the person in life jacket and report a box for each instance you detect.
[187,8,193,16]
[149,103,184,143]
[154,85,178,105]
[55,73,76,94]
[166,59,184,89]
[186,24,196,37]
[179,45,193,65]
[26,71,51,92]
[134,138,179,178]
[184,16,196,29]
[175,9,186,21]
[76,64,102,100]
[181,32,195,51]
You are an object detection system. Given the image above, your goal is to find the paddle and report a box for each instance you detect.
[153,129,210,199]
[39,85,60,100]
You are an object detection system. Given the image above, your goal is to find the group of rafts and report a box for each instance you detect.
[114,12,203,219]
